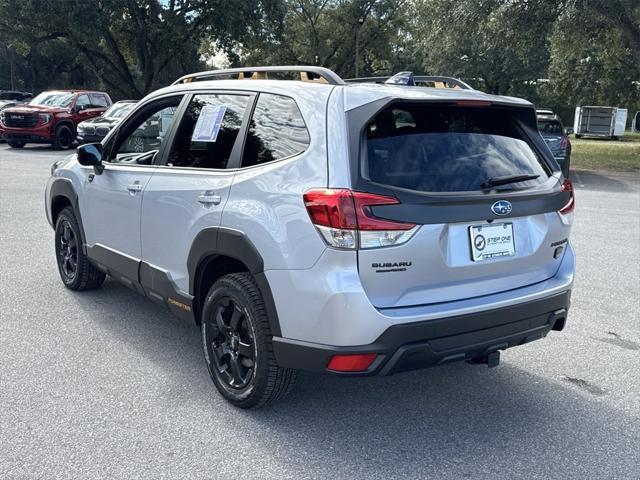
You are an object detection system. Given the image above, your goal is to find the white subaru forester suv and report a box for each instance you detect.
[46,67,575,408]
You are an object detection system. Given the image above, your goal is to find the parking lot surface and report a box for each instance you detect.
[1,144,639,479]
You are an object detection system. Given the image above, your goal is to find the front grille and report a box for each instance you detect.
[96,126,110,136]
[4,112,37,128]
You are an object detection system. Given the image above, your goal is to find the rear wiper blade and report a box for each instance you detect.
[481,174,539,189]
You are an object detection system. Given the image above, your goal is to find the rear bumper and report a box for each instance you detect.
[273,290,570,375]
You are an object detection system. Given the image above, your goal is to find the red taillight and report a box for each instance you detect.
[559,135,568,149]
[303,189,357,229]
[327,353,377,372]
[559,179,575,214]
[303,189,415,231]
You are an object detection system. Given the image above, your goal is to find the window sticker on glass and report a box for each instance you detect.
[191,104,227,142]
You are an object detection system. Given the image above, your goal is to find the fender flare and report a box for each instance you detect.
[187,227,281,336]
[48,177,87,253]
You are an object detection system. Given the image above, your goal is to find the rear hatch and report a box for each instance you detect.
[349,100,573,309]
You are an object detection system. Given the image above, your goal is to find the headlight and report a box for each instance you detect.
[0,112,5,125]
[39,113,52,124]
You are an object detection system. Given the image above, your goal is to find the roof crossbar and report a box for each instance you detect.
[172,66,345,86]
[345,75,473,90]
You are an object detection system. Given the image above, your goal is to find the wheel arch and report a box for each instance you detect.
[55,119,76,135]
[188,227,281,336]
[48,177,87,253]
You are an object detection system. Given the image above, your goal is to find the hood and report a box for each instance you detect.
[3,104,69,114]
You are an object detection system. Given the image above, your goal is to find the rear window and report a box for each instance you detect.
[364,104,549,193]
[538,119,563,134]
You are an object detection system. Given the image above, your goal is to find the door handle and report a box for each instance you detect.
[198,191,221,206]
[127,181,143,194]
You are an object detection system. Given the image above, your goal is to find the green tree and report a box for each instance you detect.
[0,0,279,97]
[240,0,411,78]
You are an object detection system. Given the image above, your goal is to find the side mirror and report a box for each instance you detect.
[565,127,574,135]
[77,143,104,174]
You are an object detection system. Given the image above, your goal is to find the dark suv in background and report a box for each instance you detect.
[537,113,572,178]
[0,90,111,149]
[76,100,137,144]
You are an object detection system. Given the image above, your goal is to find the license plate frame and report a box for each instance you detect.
[469,222,516,261]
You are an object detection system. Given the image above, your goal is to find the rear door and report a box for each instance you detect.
[140,91,254,296]
[350,101,573,308]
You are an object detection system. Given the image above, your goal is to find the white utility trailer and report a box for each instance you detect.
[574,106,627,139]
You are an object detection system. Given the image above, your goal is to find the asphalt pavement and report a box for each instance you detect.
[1,144,639,479]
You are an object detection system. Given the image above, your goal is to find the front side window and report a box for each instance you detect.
[75,95,90,110]
[167,94,249,169]
[365,104,549,193]
[242,93,309,167]
[106,97,181,165]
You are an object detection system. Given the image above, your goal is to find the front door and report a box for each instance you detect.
[79,95,184,286]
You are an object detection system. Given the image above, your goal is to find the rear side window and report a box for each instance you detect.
[167,94,249,169]
[242,93,309,167]
[365,104,549,193]
[90,94,108,108]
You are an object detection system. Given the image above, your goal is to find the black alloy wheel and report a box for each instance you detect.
[56,219,79,282]
[205,297,256,390]
[201,273,296,408]
[54,207,106,290]
[54,125,73,150]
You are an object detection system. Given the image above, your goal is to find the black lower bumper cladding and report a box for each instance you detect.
[273,290,571,376]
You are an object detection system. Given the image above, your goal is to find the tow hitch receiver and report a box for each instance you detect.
[468,351,501,368]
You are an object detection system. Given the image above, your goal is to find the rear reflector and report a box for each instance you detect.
[327,353,377,372]
[303,189,418,249]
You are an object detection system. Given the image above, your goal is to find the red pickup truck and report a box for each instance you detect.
[0,90,112,149]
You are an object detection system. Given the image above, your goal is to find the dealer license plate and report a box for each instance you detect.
[469,223,515,261]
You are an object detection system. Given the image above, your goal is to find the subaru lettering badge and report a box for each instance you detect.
[491,200,512,216]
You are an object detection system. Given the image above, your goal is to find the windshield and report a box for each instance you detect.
[29,92,75,108]
[104,102,136,119]
[364,105,549,193]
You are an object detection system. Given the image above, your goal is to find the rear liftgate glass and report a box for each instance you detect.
[310,100,575,309]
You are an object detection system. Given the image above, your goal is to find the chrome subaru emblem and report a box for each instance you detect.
[491,200,512,216]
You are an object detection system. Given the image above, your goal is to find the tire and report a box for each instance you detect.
[54,207,106,290]
[201,272,296,409]
[53,125,74,150]
[129,134,145,153]
[7,140,25,148]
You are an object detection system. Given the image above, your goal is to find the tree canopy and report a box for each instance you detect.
[1,0,638,122]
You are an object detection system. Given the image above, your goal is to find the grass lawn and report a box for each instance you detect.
[570,131,640,172]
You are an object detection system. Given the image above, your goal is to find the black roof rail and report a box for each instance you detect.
[345,75,473,90]
[172,66,345,86]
